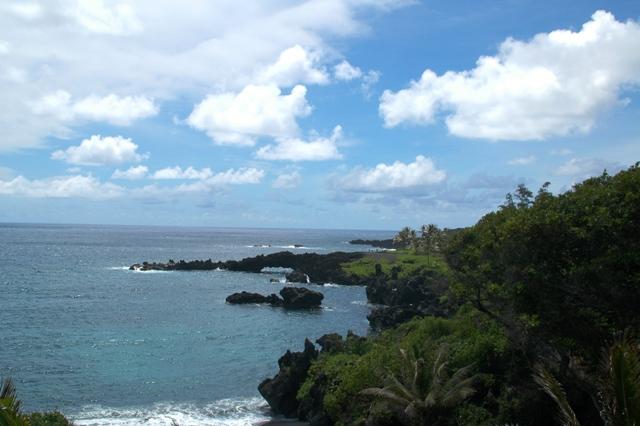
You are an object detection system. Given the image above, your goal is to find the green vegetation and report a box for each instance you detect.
[298,310,513,425]
[341,249,449,279]
[0,378,72,426]
[360,344,477,425]
[446,166,640,357]
[297,164,640,425]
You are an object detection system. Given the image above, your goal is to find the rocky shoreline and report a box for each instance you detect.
[130,251,365,285]
[131,249,453,422]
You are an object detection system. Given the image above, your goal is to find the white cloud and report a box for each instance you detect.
[151,166,213,180]
[256,125,343,161]
[32,91,158,126]
[273,171,302,189]
[112,165,148,180]
[5,2,43,20]
[187,84,311,146]
[337,155,446,193]
[72,94,158,125]
[260,45,329,87]
[137,167,265,196]
[380,11,640,141]
[51,135,147,166]
[0,41,9,54]
[73,0,143,35]
[0,174,124,199]
[206,168,264,185]
[0,0,410,151]
[334,60,362,81]
[508,156,536,165]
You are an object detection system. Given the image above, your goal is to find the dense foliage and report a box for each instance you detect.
[295,164,640,425]
[297,311,531,425]
[446,165,640,357]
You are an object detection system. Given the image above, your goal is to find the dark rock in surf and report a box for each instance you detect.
[285,270,309,283]
[225,291,279,305]
[280,287,323,308]
[225,287,323,309]
[259,339,318,418]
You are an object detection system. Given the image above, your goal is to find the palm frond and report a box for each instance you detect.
[0,378,27,426]
[360,387,412,408]
[533,365,581,426]
[0,378,22,417]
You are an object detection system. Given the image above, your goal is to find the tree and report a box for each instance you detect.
[394,227,417,250]
[360,345,477,425]
[446,165,640,358]
[419,224,443,266]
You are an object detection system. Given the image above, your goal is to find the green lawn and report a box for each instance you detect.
[341,250,448,278]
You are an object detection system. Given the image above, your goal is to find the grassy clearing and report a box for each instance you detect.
[341,249,448,278]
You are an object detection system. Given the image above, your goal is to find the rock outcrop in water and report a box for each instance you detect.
[258,338,318,418]
[285,270,309,283]
[130,251,365,285]
[225,287,324,309]
[261,332,366,424]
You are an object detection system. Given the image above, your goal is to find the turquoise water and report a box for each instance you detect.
[0,224,392,425]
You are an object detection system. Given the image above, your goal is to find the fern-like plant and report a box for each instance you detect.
[360,345,477,425]
[0,378,28,426]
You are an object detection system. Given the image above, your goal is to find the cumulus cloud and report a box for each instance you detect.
[32,91,158,126]
[380,11,640,141]
[151,166,213,180]
[0,0,410,151]
[0,174,124,199]
[334,60,362,81]
[187,85,311,146]
[51,135,147,166]
[273,171,302,189]
[111,165,148,180]
[136,167,265,197]
[508,156,536,165]
[256,125,343,161]
[260,45,329,87]
[337,155,446,193]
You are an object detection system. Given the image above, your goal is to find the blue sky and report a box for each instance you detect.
[0,0,639,230]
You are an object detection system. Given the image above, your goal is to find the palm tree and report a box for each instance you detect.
[360,345,477,425]
[0,378,27,426]
[535,330,640,426]
[394,227,418,251]
[419,224,443,265]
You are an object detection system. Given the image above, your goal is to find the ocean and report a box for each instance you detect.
[0,223,393,425]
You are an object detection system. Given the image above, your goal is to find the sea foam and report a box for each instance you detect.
[71,397,270,426]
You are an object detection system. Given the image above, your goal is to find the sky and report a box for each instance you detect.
[0,0,639,230]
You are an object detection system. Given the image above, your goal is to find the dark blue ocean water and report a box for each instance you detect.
[0,224,392,425]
